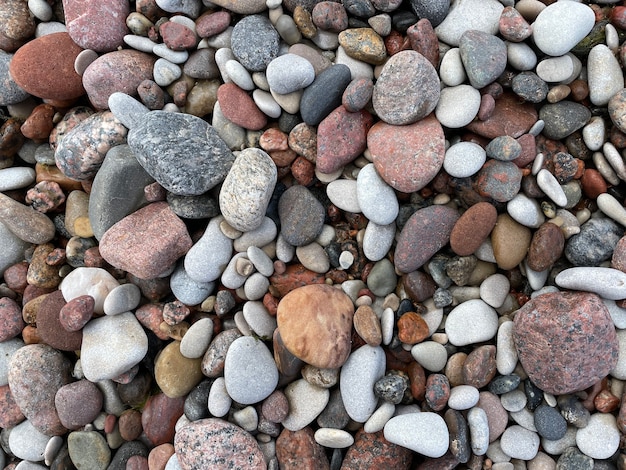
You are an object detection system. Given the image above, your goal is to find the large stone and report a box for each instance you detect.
[63,0,129,52]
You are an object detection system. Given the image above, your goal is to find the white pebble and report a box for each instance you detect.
[232,406,258,432]
[153,58,182,86]
[555,267,626,300]
[536,169,567,207]
[597,192,626,227]
[468,407,489,456]
[364,401,395,433]
[443,141,486,178]
[479,274,510,309]
[535,55,574,83]
[411,341,447,372]
[435,85,481,128]
[0,167,35,191]
[242,301,276,340]
[28,0,52,21]
[326,179,361,213]
[282,379,330,431]
[123,34,158,53]
[448,385,479,410]
[243,272,269,300]
[582,116,606,151]
[180,317,213,359]
[500,425,540,460]
[381,307,394,345]
[225,60,255,90]
[439,48,466,86]
[384,412,449,458]
[208,377,231,417]
[506,41,537,71]
[314,428,354,448]
[603,142,626,181]
[445,299,498,346]
[507,193,545,228]
[253,89,282,118]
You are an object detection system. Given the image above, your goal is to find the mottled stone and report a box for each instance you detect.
[338,28,386,65]
[514,291,618,395]
[341,429,412,469]
[0,0,36,51]
[459,30,506,89]
[55,379,103,430]
[540,101,592,140]
[278,185,325,247]
[217,83,268,131]
[474,160,523,203]
[64,0,129,52]
[276,427,330,470]
[527,222,565,271]
[142,392,185,446]
[37,290,83,352]
[466,92,538,139]
[565,217,622,267]
[231,15,279,72]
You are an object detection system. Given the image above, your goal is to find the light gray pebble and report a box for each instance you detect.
[208,377,231,417]
[496,321,517,375]
[507,193,545,228]
[35,22,66,36]
[555,267,626,300]
[74,49,99,76]
[448,385,479,410]
[156,0,201,17]
[8,419,49,462]
[541,426,577,456]
[536,169,567,207]
[233,217,277,251]
[242,301,276,340]
[575,413,620,459]
[363,221,395,262]
[479,273,510,309]
[28,0,53,21]
[153,44,189,64]
[501,389,528,413]
[536,55,575,83]
[185,216,233,283]
[610,329,626,379]
[491,463,514,470]
[232,406,258,432]
[381,307,394,345]
[486,440,511,464]
[95,379,126,416]
[439,48,466,87]
[384,412,449,458]
[170,262,214,305]
[604,299,626,329]
[180,317,213,359]
[356,164,398,225]
[312,30,340,53]
[211,102,246,150]
[532,1,595,57]
[165,453,182,470]
[434,0,503,47]
[435,84,481,128]
[44,435,63,466]
[314,428,354,448]
[282,378,330,431]
[582,116,606,152]
[123,34,157,53]
[443,141,486,178]
[15,462,47,470]
[468,406,490,456]
[103,283,141,315]
[153,58,182,86]
[341,280,366,303]
[326,179,361,213]
[411,341,447,372]
[335,46,373,80]
[0,167,35,191]
[296,242,330,273]
[215,47,236,83]
[224,336,278,405]
[204,27,234,49]
[252,89,282,118]
[509,407,538,432]
[506,41,537,71]
[500,425,540,460]
[597,192,626,226]
[366,258,397,297]
[445,299,498,346]
[225,60,255,90]
[276,233,295,263]
[340,345,386,423]
[247,246,274,276]
[243,273,269,300]
[108,92,149,130]
[266,53,315,94]
[233,311,253,336]
[363,401,395,433]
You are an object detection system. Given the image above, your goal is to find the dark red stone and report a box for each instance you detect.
[37,290,83,351]
[466,92,538,139]
[341,429,412,469]
[527,222,565,272]
[462,345,497,388]
[217,83,267,131]
[276,427,330,470]
[425,373,450,411]
[196,11,232,38]
[142,392,185,446]
[406,19,439,68]
[513,291,619,395]
[0,296,24,341]
[160,21,197,50]
[0,384,25,428]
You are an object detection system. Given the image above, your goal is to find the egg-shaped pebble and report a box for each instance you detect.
[443,142,486,178]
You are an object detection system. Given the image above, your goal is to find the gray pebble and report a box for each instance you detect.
[231,15,280,72]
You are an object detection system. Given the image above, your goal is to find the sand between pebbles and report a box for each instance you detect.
[3,0,626,468]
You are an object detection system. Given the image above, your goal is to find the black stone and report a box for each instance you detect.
[343,0,376,18]
[534,404,568,440]
[107,441,149,470]
[374,374,408,404]
[300,64,352,126]
[184,380,213,421]
[444,409,471,464]
[524,379,543,411]
[408,0,449,27]
[539,101,592,140]
[317,389,350,429]
[488,374,521,395]
[511,72,549,103]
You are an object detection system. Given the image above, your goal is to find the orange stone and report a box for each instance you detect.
[397,312,430,345]
[353,305,382,346]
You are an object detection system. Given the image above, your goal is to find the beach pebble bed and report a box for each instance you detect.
[3,0,626,468]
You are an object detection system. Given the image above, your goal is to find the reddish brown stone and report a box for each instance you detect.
[311,1,348,32]
[417,453,461,470]
[513,291,619,395]
[126,455,149,470]
[353,305,382,346]
[64,0,129,52]
[119,409,144,441]
[477,93,496,121]
[59,295,94,332]
[20,104,55,141]
[462,345,497,388]
[0,384,24,428]
[288,122,317,163]
[499,6,532,42]
[0,0,36,52]
[276,427,330,470]
[594,389,620,413]
[569,79,589,102]
[425,373,450,411]
[397,312,430,344]
[526,222,565,272]
[316,106,373,174]
[269,263,325,297]
[148,443,175,470]
[407,19,439,68]
[196,11,232,38]
[0,296,24,342]
[408,361,426,400]
[611,5,626,29]
[217,83,267,131]
[581,168,608,199]
[99,202,192,280]
[368,115,445,193]
[450,202,498,257]
[403,271,436,303]
[260,127,289,152]
[37,290,83,352]
[261,390,289,423]
[273,329,305,377]
[291,155,315,186]
[160,21,197,50]
[55,379,103,430]
[466,92,538,139]
[142,392,185,446]
[0,118,24,160]
[612,236,626,273]
[512,133,536,168]
[9,33,85,101]
[341,429,412,469]
[3,262,28,294]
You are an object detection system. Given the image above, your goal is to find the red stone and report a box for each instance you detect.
[0,297,24,341]
[276,427,330,469]
[408,361,426,400]
[311,1,348,32]
[513,291,619,395]
[142,393,185,446]
[465,92,538,139]
[64,0,129,52]
[462,345,497,388]
[407,19,439,68]
[291,155,315,186]
[119,409,144,441]
[217,83,267,131]
[449,202,498,257]
[269,264,325,298]
[526,222,565,272]
[21,104,55,141]
[594,389,620,413]
[196,11,232,38]
[59,295,94,332]
[9,33,85,101]
[425,373,450,411]
[3,262,28,293]
[581,168,608,199]
[499,6,532,42]
[0,384,25,428]
[160,21,197,50]
[341,429,413,469]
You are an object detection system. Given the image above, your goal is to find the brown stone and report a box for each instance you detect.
[513,291,619,395]
[217,83,267,131]
[26,243,61,289]
[269,263,325,297]
[99,202,192,280]
[277,284,354,369]
[450,202,498,257]
[276,427,330,470]
[37,290,83,352]
[273,329,304,377]
[148,444,175,470]
[353,305,382,346]
[406,19,439,68]
[119,409,143,441]
[491,213,531,270]
[465,92,538,139]
[526,222,565,272]
[21,104,55,141]
[407,361,426,401]
[9,33,85,101]
[581,168,608,199]
[154,341,203,398]
[338,28,386,65]
[0,296,24,342]
[594,389,620,413]
[462,345,497,388]
[403,271,436,302]
[142,393,185,446]
[445,352,468,388]
[0,0,36,52]
[341,429,413,469]
[397,312,430,345]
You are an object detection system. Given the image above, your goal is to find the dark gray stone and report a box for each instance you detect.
[459,30,507,89]
[0,50,29,106]
[317,389,350,429]
[231,15,279,72]
[408,0,449,26]
[300,64,352,126]
[278,185,325,246]
[89,145,154,240]
[565,217,623,266]
[488,374,521,395]
[183,49,220,80]
[556,446,593,470]
[534,404,567,440]
[444,409,470,464]
[184,380,213,421]
[557,394,590,428]
[539,101,592,140]
[127,111,234,196]
[107,441,149,470]
[512,72,549,103]
[167,192,219,219]
[374,374,408,404]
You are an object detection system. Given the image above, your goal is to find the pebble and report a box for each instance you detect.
[326,179,361,213]
[564,217,622,267]
[479,273,510,309]
[281,378,330,431]
[64,0,128,52]
[531,1,595,57]
[384,412,449,458]
[278,185,325,246]
[372,50,439,126]
[8,419,49,461]
[435,84,481,129]
[60,267,119,314]
[207,377,231,417]
[514,291,618,394]
[103,283,141,315]
[445,299,498,346]
[170,262,214,306]
[507,193,545,228]
[491,213,532,270]
[499,425,539,460]
[534,404,567,441]
[314,428,354,448]
[185,216,233,283]
[340,345,386,422]
[295,242,330,274]
[459,30,507,89]
[434,0,503,47]
[55,379,103,430]
[411,341,448,372]
[363,221,395,262]
[266,53,315,95]
[155,341,203,398]
[575,412,620,460]
[539,101,591,141]
[448,385,479,411]
[67,431,111,470]
[231,15,279,72]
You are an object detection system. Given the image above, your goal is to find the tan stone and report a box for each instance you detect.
[491,213,531,270]
[353,305,382,346]
[154,341,203,398]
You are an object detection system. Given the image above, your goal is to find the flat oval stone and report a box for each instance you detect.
[372,50,439,126]
[185,216,233,283]
[514,291,618,395]
[217,83,267,131]
[466,92,538,139]
[174,418,265,469]
[445,299,498,346]
[326,179,360,213]
[281,378,330,431]
[338,28,386,65]
[277,284,354,369]
[539,101,591,140]
[224,336,279,405]
[555,267,626,300]
[340,345,386,422]
[128,111,234,196]
[64,0,129,52]
[219,148,277,232]
[450,202,498,256]
[154,341,203,399]
[532,1,595,57]
[384,412,449,458]
[368,114,445,193]
[356,163,398,226]
[266,53,315,95]
[500,425,540,460]
[395,205,459,273]
[278,185,325,247]
[9,32,85,101]
[459,30,507,89]
[300,64,352,126]
[491,213,531,270]
[231,15,279,72]
[435,85,481,128]
[434,0,503,46]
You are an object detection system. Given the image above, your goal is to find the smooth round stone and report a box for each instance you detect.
[598,192,626,227]
[340,345,386,422]
[219,148,277,232]
[356,163,398,226]
[384,412,449,458]
[233,217,277,252]
[185,216,233,283]
[243,273,269,300]
[575,413,620,459]
[500,390,527,412]
[180,318,213,359]
[363,401,395,433]
[107,92,149,130]
[154,341,203,398]
[60,267,119,314]
[247,246,274,276]
[9,419,49,461]
[479,274,510,309]
[507,193,545,228]
[224,336,278,405]
[536,55,574,83]
[170,262,214,306]
[439,48,466,86]
[445,299,498,346]
[0,338,24,386]
[242,301,276,340]
[411,341,447,372]
[373,50,440,126]
[491,213,532,270]
[500,425,539,460]
[0,167,35,191]
[67,431,111,470]
[326,179,361,213]
[231,15,279,72]
[363,221,395,262]
[314,428,354,448]
[252,89,281,118]
[467,407,489,456]
[103,283,141,315]
[443,141,486,178]
[532,1,595,57]
[496,321,517,375]
[582,117,606,152]
[208,377,231,417]
[153,58,181,86]
[55,379,103,430]
[278,185,325,247]
[281,378,330,431]
[224,60,254,90]
[266,53,315,94]
[534,404,567,441]
[295,243,330,274]
[459,30,507,89]
[153,44,188,64]
[434,0,502,47]
[435,84,480,128]
[506,41,537,71]
[81,312,148,382]
[448,385,479,410]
